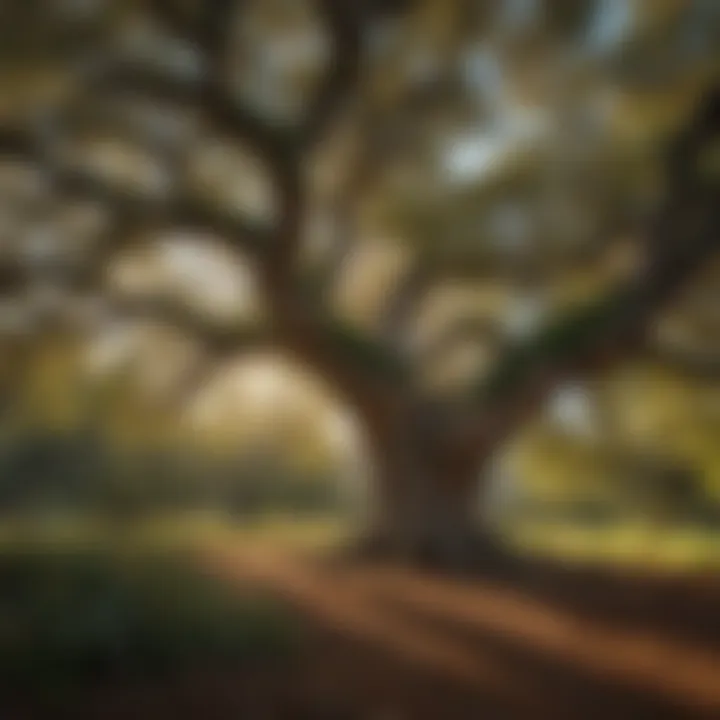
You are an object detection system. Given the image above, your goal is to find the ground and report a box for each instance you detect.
[3,515,720,719]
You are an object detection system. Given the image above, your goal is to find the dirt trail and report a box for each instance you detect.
[205,546,720,720]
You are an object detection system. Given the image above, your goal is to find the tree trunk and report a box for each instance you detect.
[357,430,500,571]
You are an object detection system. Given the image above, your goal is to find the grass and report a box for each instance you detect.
[0,510,350,555]
[5,509,720,567]
[504,520,720,571]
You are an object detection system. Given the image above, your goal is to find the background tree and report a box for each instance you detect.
[0,0,718,566]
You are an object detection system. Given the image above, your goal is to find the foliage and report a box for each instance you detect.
[0,425,349,519]
[322,317,409,383]
[0,550,299,695]
[0,0,717,562]
[479,287,637,401]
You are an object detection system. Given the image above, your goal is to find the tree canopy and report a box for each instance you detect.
[0,1,718,552]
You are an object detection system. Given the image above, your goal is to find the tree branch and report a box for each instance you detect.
[112,0,361,290]
[7,2,408,429]
[378,259,434,353]
[306,107,391,306]
[455,84,720,461]
[297,0,362,149]
[178,0,408,417]
[1,125,270,296]
[99,293,272,357]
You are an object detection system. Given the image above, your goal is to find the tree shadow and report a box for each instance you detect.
[497,553,720,652]
[314,551,720,718]
[365,588,710,720]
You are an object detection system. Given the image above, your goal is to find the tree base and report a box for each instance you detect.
[345,526,511,576]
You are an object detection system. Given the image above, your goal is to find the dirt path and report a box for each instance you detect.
[203,547,720,720]
[14,546,720,719]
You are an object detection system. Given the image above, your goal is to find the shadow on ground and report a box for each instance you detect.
[6,544,720,719]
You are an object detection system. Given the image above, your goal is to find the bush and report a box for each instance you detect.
[0,551,299,694]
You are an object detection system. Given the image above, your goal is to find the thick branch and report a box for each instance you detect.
[307,110,393,307]
[184,1,405,419]
[379,260,434,352]
[298,0,362,149]
[455,84,720,460]
[0,126,269,295]
[115,1,363,296]
[6,2,408,433]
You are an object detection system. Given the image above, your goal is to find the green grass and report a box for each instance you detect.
[0,510,349,555]
[504,520,720,571]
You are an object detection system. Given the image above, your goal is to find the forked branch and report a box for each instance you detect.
[454,84,720,462]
